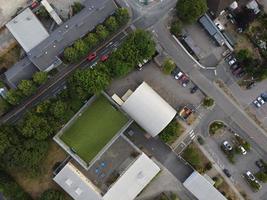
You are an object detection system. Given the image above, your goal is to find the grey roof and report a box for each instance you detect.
[4,57,38,88]
[199,14,225,46]
[6,8,49,52]
[183,171,227,200]
[27,0,117,71]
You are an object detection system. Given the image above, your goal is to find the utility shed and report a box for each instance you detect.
[121,82,176,137]
[6,8,49,52]
[183,171,227,200]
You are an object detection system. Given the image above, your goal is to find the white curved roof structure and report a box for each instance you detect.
[121,82,176,137]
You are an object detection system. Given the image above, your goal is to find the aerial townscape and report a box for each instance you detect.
[2,0,267,200]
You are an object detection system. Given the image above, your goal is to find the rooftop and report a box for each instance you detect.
[6,8,49,52]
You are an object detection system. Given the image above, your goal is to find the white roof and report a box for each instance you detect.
[183,171,227,200]
[121,82,176,137]
[53,162,102,200]
[6,8,49,52]
[103,153,160,200]
[54,153,160,200]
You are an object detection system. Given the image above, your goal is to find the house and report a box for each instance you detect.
[207,0,236,18]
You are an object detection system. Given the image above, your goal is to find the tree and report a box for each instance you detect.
[39,189,66,200]
[50,100,68,119]
[0,130,10,156]
[36,6,49,19]
[182,146,201,169]
[5,89,22,105]
[171,19,182,37]
[96,25,109,41]
[35,100,51,114]
[159,120,182,143]
[162,58,176,74]
[85,33,99,49]
[33,71,48,85]
[115,8,129,25]
[73,39,88,57]
[105,16,119,32]
[18,80,36,97]
[64,47,79,63]
[18,113,54,140]
[256,172,267,183]
[203,96,214,108]
[71,2,84,15]
[176,0,207,23]
[236,49,251,62]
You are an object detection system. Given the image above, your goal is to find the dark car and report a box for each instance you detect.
[232,67,242,76]
[190,85,198,94]
[230,64,239,71]
[255,159,266,171]
[223,169,231,177]
[237,70,245,78]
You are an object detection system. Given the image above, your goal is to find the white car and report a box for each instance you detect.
[245,171,255,181]
[257,96,265,105]
[174,72,183,80]
[253,100,261,108]
[223,141,233,151]
[228,58,237,66]
[239,146,247,155]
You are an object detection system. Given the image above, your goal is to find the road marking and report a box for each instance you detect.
[214,69,217,76]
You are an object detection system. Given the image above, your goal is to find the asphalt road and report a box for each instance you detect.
[0,30,129,124]
[151,20,267,155]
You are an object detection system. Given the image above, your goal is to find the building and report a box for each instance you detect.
[54,136,160,200]
[6,8,49,53]
[4,0,117,86]
[207,0,235,18]
[119,82,177,137]
[183,171,227,200]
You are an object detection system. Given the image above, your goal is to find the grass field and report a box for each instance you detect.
[61,95,128,163]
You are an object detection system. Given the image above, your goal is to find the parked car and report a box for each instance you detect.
[239,146,247,155]
[175,72,184,80]
[100,55,109,62]
[190,85,198,94]
[232,67,242,76]
[253,100,261,108]
[257,96,265,105]
[245,171,255,181]
[255,159,265,171]
[180,75,190,87]
[246,82,256,89]
[31,1,39,9]
[230,64,239,71]
[237,70,245,78]
[223,169,231,177]
[87,52,97,61]
[222,141,233,151]
[228,58,237,66]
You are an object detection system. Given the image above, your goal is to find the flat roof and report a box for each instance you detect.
[6,8,49,52]
[183,171,227,200]
[27,0,117,71]
[60,95,129,164]
[121,82,176,137]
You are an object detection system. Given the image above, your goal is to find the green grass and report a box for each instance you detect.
[61,95,128,163]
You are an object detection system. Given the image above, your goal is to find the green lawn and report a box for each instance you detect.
[61,95,128,163]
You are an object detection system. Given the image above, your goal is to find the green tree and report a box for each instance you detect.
[0,170,31,200]
[162,58,176,74]
[0,129,10,156]
[5,89,22,105]
[39,189,66,200]
[171,19,182,37]
[18,80,36,97]
[36,6,49,19]
[50,100,67,119]
[159,120,182,143]
[203,97,214,108]
[105,16,119,32]
[85,33,99,49]
[176,0,207,23]
[73,39,88,57]
[96,25,109,41]
[35,100,51,114]
[64,47,79,63]
[256,172,267,183]
[236,49,251,62]
[18,113,54,140]
[71,2,84,15]
[115,8,130,25]
[33,71,48,85]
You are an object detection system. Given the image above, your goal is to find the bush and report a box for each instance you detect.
[209,121,225,135]
[162,58,176,74]
[159,120,182,144]
[170,19,182,37]
[182,146,201,169]
[39,189,66,200]
[203,97,214,108]
[71,2,84,15]
[33,71,48,85]
[256,172,267,183]
[205,162,212,171]
[213,176,223,188]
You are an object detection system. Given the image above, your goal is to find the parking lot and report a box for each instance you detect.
[203,125,267,199]
[107,60,205,109]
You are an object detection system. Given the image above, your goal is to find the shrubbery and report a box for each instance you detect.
[159,120,182,144]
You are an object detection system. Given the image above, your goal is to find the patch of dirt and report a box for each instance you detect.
[217,175,239,200]
[10,141,67,199]
[0,44,21,70]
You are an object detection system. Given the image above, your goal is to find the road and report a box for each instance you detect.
[0,30,129,124]
[151,20,267,155]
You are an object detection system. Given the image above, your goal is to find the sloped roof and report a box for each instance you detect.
[207,0,235,16]
[121,82,176,137]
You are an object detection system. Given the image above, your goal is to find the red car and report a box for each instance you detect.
[100,55,109,62]
[87,52,97,61]
[31,1,39,9]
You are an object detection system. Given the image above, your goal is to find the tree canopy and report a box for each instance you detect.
[39,189,66,200]
[176,0,207,23]
[33,71,48,85]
